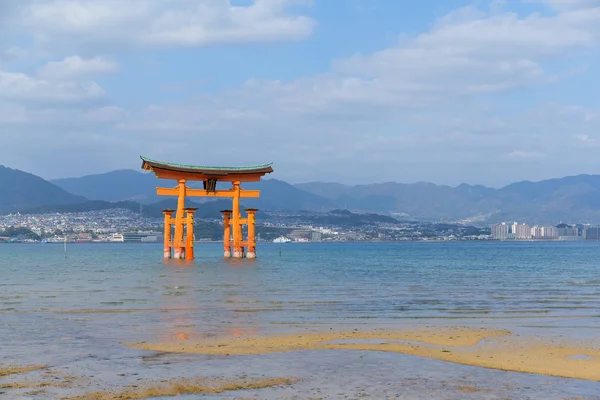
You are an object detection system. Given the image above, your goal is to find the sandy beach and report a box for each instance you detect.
[128,326,600,382]
[3,324,599,398]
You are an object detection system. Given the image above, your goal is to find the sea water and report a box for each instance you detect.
[1,242,599,399]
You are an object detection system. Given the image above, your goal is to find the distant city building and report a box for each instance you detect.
[491,221,581,240]
[491,223,509,240]
[288,229,313,241]
[513,223,531,239]
[531,225,558,239]
[111,233,124,242]
[556,223,578,237]
[584,226,600,240]
[544,226,558,238]
[556,223,583,241]
[77,232,92,242]
[311,231,323,242]
[122,232,163,243]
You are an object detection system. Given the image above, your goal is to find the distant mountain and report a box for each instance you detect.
[13,165,600,224]
[0,166,86,213]
[52,170,161,204]
[242,179,336,211]
[296,175,600,224]
[52,170,336,212]
[491,175,600,224]
[295,181,499,219]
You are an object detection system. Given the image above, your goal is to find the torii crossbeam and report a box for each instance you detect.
[141,156,273,260]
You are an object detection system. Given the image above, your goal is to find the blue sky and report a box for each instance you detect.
[0,0,599,187]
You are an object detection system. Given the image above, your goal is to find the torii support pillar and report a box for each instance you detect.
[246,208,258,259]
[231,181,244,259]
[162,209,175,259]
[221,210,232,258]
[184,207,197,261]
[173,179,187,259]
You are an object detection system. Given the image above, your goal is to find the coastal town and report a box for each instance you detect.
[0,207,492,243]
[3,207,600,245]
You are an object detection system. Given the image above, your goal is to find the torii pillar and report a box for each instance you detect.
[172,179,187,259]
[162,209,175,259]
[221,208,258,259]
[184,207,197,260]
[221,210,232,258]
[231,181,245,258]
[245,208,258,259]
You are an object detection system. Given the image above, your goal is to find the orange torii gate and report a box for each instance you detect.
[141,156,273,260]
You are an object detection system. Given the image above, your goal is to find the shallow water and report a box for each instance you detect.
[1,241,600,398]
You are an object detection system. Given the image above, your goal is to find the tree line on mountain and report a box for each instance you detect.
[0,227,41,241]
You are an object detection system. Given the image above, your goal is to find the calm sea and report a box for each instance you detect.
[1,242,599,399]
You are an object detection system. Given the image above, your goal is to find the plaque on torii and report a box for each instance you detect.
[141,156,273,260]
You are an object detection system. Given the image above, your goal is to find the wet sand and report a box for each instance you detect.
[0,366,296,400]
[61,376,298,400]
[0,364,46,378]
[3,331,600,399]
[128,326,600,381]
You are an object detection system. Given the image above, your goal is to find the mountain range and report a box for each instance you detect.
[0,166,87,213]
[52,172,336,211]
[1,165,600,224]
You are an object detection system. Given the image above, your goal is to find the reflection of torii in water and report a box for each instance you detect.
[155,261,261,344]
[154,261,201,343]
[218,263,264,338]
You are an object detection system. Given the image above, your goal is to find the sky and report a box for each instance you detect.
[0,0,599,187]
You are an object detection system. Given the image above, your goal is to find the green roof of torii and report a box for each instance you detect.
[140,156,274,175]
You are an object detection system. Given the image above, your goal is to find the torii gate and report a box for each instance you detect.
[140,156,273,260]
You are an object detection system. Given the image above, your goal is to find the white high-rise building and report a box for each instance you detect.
[531,225,558,239]
[513,223,531,239]
[491,223,509,240]
[557,224,578,237]
[542,226,558,238]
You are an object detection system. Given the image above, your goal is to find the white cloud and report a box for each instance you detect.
[319,5,599,104]
[38,55,118,80]
[8,2,599,113]
[1,1,600,185]
[507,149,548,159]
[0,47,30,63]
[177,3,595,129]
[0,70,105,102]
[81,106,127,123]
[0,102,28,123]
[526,0,600,11]
[15,0,315,50]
